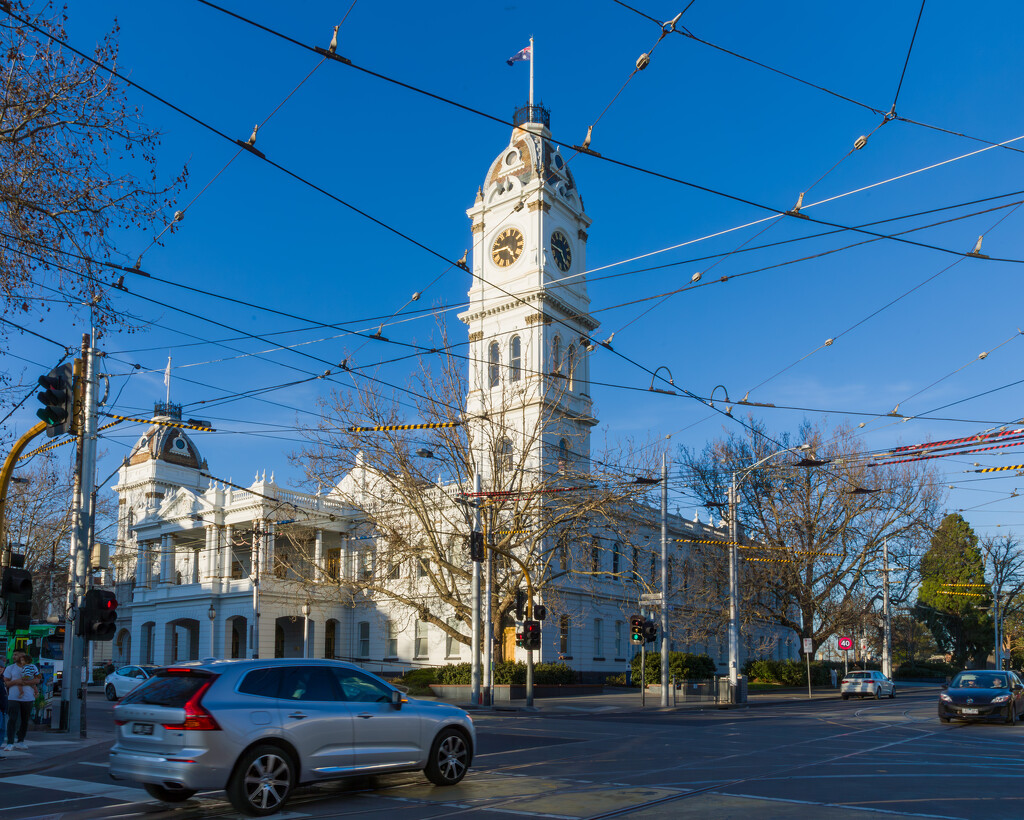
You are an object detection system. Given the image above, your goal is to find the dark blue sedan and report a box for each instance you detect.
[938,670,1024,724]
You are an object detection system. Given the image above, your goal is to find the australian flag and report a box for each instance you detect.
[507,45,531,66]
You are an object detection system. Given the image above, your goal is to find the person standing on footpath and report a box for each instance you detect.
[3,651,41,751]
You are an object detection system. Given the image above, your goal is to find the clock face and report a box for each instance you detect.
[551,230,572,272]
[491,227,524,267]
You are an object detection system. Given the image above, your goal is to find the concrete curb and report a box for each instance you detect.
[0,732,115,777]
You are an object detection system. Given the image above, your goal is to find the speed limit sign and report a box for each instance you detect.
[838,636,853,651]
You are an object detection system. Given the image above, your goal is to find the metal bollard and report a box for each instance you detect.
[671,675,676,707]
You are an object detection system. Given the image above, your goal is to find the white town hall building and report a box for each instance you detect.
[109,104,795,677]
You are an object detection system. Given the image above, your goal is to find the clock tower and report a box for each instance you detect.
[459,104,598,482]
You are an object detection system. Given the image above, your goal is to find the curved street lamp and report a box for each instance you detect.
[727,443,812,698]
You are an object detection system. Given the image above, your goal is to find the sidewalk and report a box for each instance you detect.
[446,681,940,715]
[1,684,115,777]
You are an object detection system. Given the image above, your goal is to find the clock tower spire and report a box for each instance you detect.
[459,104,598,482]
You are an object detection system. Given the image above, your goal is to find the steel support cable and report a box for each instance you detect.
[13,9,1016,488]
[22,5,1009,274]
[891,0,928,109]
[11,5,1024,451]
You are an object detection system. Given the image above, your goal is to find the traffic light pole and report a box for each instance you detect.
[471,472,481,706]
[0,422,48,559]
[660,454,669,707]
[63,335,98,737]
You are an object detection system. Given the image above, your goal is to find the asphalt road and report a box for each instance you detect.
[1,690,1020,819]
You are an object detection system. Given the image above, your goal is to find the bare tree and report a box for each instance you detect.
[0,1,186,338]
[981,533,1024,660]
[680,418,943,654]
[294,332,663,661]
[4,454,73,618]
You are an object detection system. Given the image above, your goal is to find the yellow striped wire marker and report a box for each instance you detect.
[937,590,985,597]
[970,463,1024,474]
[346,421,461,432]
[941,582,988,588]
[106,414,216,432]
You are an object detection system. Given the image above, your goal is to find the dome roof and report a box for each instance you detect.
[482,126,579,207]
[128,423,206,470]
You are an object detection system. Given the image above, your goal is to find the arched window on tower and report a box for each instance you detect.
[567,344,577,390]
[509,336,521,382]
[488,341,500,387]
[552,335,562,375]
[558,438,569,471]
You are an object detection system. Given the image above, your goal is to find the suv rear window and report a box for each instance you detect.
[120,672,211,706]
[847,672,868,679]
[238,667,285,698]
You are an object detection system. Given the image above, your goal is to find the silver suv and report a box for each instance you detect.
[108,658,475,816]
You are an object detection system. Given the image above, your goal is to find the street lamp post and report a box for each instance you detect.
[727,444,812,699]
[207,603,216,658]
[302,602,311,659]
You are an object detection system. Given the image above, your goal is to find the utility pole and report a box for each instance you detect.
[881,538,892,679]
[660,453,669,707]
[251,522,262,659]
[483,524,493,707]
[471,471,481,706]
[63,335,98,736]
[727,475,740,700]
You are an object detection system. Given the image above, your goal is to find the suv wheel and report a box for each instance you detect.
[874,686,882,700]
[227,744,296,816]
[105,684,118,701]
[143,783,196,802]
[424,728,470,786]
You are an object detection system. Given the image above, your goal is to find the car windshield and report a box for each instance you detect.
[952,673,1008,689]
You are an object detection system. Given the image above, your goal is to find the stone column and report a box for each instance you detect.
[223,524,234,582]
[266,522,276,579]
[135,540,146,588]
[314,529,324,582]
[203,525,216,581]
[159,534,174,585]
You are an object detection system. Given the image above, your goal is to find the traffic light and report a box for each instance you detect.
[2,565,33,633]
[469,531,484,562]
[630,615,644,644]
[8,601,31,632]
[35,362,75,438]
[533,604,546,621]
[515,588,526,620]
[523,619,541,651]
[78,589,118,641]
[515,626,525,647]
[643,619,658,644]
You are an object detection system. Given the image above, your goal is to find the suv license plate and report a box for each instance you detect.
[132,723,154,735]
[961,708,979,715]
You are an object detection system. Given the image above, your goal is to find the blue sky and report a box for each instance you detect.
[7,0,1024,541]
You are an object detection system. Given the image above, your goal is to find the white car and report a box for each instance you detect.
[841,670,895,699]
[104,665,161,700]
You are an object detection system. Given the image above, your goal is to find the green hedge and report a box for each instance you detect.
[895,660,954,680]
[435,661,576,686]
[743,658,874,686]
[630,652,716,685]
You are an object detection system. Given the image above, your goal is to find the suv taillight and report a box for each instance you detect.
[161,678,221,731]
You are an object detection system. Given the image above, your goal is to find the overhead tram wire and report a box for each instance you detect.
[11,6,1024,444]
[18,9,1021,485]
[23,3,1019,278]
[612,0,1024,160]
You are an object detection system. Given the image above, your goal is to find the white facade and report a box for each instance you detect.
[108,106,795,676]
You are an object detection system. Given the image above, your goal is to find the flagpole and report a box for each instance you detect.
[529,36,534,110]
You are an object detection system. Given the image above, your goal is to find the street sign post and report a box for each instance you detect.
[838,635,853,676]
[802,638,813,699]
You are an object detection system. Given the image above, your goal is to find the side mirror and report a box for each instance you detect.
[391,689,403,708]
